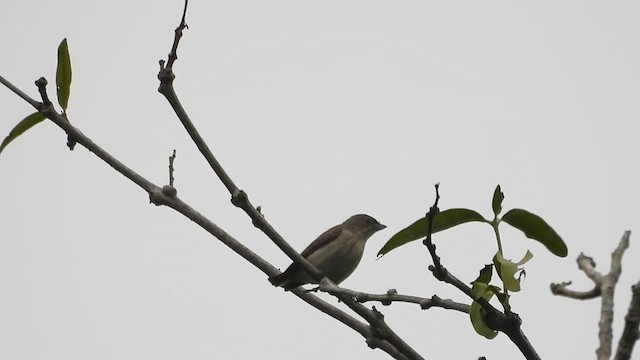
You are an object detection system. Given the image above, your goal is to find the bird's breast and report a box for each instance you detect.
[305,230,366,285]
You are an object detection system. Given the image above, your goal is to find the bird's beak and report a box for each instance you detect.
[375,223,387,231]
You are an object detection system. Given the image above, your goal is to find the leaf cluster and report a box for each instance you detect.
[378,185,567,338]
[1,39,71,155]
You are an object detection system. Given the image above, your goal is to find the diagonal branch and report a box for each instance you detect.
[152,3,424,359]
[1,75,417,360]
[155,1,323,286]
[0,75,41,108]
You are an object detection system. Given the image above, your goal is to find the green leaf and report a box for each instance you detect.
[493,250,533,292]
[502,209,568,257]
[377,208,487,257]
[470,294,498,339]
[469,277,502,339]
[471,266,503,299]
[0,112,47,156]
[471,265,493,297]
[492,185,504,216]
[56,38,72,111]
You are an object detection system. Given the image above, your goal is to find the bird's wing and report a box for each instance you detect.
[300,224,343,258]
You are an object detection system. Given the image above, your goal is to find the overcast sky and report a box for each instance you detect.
[2,1,639,359]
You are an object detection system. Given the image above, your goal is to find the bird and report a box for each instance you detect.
[269,214,386,291]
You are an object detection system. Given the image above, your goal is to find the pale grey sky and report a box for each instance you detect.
[2,1,639,359]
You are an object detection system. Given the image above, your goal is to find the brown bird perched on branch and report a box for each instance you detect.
[269,214,386,291]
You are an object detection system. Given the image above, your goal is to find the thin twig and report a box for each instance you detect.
[550,281,601,300]
[3,75,411,360]
[0,75,41,108]
[168,149,176,187]
[156,0,323,284]
[321,282,470,313]
[153,2,421,359]
[159,0,188,72]
[35,78,52,106]
[423,183,444,278]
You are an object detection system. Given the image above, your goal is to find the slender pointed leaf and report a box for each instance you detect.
[377,208,486,257]
[0,112,47,156]
[492,185,504,216]
[502,209,567,257]
[56,38,72,111]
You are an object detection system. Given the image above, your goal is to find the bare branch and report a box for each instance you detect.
[614,280,640,360]
[155,6,325,287]
[318,279,425,360]
[152,4,425,359]
[158,0,189,74]
[320,282,470,313]
[4,74,419,359]
[596,231,631,360]
[577,253,605,284]
[610,231,630,280]
[168,149,176,187]
[550,281,601,300]
[551,231,632,360]
[423,183,445,279]
[0,75,41,108]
